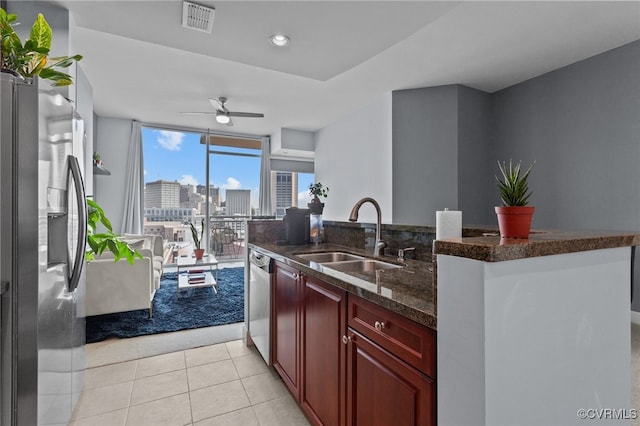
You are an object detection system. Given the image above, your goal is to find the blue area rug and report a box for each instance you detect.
[86,267,244,343]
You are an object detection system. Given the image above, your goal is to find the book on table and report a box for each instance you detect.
[188,273,206,284]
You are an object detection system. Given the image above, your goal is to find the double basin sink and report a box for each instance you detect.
[296,251,402,273]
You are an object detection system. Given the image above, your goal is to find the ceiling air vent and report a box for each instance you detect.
[182,1,215,34]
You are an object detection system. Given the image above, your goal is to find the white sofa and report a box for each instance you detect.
[123,234,165,276]
[85,235,165,317]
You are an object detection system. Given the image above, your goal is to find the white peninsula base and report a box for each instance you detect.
[437,247,633,425]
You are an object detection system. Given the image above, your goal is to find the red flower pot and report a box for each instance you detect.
[495,206,535,239]
[194,248,205,260]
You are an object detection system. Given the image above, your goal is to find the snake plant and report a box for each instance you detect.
[495,160,535,207]
[190,219,205,250]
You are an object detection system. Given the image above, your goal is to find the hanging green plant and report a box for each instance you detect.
[0,7,82,86]
[86,199,142,265]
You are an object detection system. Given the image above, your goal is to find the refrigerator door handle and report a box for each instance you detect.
[631,246,636,303]
[68,155,87,292]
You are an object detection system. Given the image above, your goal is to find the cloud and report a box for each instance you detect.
[156,130,184,151]
[223,177,241,190]
[178,174,198,186]
[298,191,312,205]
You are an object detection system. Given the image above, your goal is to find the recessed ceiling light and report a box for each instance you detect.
[269,34,290,47]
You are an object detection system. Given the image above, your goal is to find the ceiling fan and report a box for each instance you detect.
[181,97,264,126]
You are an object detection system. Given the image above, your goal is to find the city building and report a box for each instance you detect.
[144,180,180,208]
[144,207,197,223]
[225,189,251,216]
[271,171,298,218]
[197,184,220,208]
[144,221,188,242]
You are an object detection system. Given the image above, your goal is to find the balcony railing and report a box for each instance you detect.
[154,215,252,266]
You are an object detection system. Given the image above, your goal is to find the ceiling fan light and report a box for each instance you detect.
[269,34,290,47]
[216,114,230,124]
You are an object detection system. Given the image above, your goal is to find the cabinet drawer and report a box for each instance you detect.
[348,295,436,377]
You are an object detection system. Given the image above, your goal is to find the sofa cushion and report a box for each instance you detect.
[127,239,147,250]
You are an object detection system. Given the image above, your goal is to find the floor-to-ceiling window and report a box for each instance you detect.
[204,136,261,259]
[142,128,266,262]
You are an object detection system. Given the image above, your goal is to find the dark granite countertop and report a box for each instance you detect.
[249,242,436,330]
[433,229,640,262]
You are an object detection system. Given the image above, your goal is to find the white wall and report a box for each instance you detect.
[94,116,133,234]
[74,65,94,197]
[314,93,393,224]
[438,248,632,425]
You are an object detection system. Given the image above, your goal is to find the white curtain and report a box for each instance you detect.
[258,136,272,216]
[121,120,143,234]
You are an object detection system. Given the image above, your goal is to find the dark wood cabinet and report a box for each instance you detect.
[346,330,436,426]
[271,261,436,426]
[272,262,302,400]
[348,295,436,377]
[301,276,347,426]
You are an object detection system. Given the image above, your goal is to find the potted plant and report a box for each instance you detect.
[86,198,142,264]
[308,182,329,215]
[0,8,82,86]
[190,218,205,260]
[92,152,101,166]
[495,160,535,239]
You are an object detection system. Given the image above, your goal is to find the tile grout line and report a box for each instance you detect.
[122,359,138,426]
[183,350,197,425]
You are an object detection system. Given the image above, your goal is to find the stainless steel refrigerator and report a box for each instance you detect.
[1,73,87,425]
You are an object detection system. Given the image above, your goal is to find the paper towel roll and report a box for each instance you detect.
[436,209,462,240]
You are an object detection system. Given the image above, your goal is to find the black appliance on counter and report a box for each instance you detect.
[283,207,310,244]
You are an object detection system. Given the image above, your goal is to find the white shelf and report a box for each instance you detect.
[93,164,111,175]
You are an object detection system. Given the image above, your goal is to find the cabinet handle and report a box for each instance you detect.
[374,321,386,331]
[292,273,299,280]
[342,335,351,344]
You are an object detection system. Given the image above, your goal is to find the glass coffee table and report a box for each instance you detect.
[176,254,219,297]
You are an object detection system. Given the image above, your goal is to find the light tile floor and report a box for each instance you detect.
[71,339,310,426]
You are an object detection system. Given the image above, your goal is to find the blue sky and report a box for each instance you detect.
[142,127,314,208]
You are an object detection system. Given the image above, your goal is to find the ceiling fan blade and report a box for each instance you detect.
[181,111,216,115]
[226,118,234,127]
[227,112,264,118]
[210,97,229,113]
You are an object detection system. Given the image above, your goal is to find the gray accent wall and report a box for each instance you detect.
[390,41,640,311]
[490,40,640,313]
[492,40,640,232]
[392,85,494,226]
[392,86,459,226]
[457,86,494,226]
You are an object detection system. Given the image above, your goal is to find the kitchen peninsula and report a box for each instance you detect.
[248,220,639,425]
[434,230,640,426]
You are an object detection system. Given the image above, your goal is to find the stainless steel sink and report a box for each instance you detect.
[297,252,365,263]
[322,259,402,273]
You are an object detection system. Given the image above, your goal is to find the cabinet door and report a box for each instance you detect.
[301,276,347,426]
[346,330,436,426]
[272,262,302,400]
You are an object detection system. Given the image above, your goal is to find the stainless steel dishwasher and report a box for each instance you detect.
[248,249,274,365]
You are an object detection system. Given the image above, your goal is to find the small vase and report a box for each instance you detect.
[495,206,535,239]
[308,202,324,215]
[194,248,205,260]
